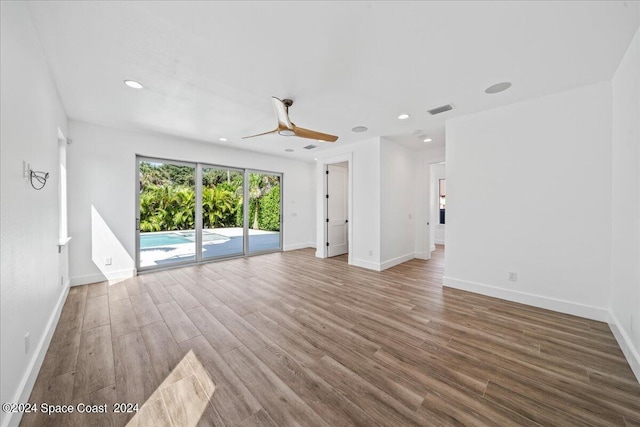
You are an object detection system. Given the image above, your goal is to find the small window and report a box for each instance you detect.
[439,179,446,224]
[58,138,68,240]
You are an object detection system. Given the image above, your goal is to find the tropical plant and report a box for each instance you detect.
[139,166,280,233]
[249,173,279,229]
[139,185,195,231]
[202,186,238,228]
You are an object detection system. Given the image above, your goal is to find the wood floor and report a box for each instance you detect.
[22,246,640,426]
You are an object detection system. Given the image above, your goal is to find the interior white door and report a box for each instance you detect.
[327,164,348,257]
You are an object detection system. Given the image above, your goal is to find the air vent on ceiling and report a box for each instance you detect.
[428,104,454,115]
[303,144,317,150]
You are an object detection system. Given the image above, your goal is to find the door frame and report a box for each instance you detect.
[135,155,283,272]
[315,153,353,262]
[246,169,284,255]
[136,156,199,272]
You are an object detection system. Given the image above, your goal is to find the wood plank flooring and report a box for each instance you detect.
[21,246,640,426]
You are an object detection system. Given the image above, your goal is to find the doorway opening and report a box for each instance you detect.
[429,162,446,252]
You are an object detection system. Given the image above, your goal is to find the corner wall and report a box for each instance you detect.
[0,3,69,426]
[67,121,315,285]
[610,27,640,380]
[380,138,418,269]
[445,82,613,321]
[316,137,427,271]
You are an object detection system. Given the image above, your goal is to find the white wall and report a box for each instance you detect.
[445,82,613,321]
[67,121,315,285]
[429,163,446,246]
[0,3,69,426]
[380,138,417,269]
[610,27,640,380]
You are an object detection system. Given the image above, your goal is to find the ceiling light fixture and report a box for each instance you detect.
[352,126,368,133]
[485,82,512,94]
[284,148,294,152]
[123,80,143,89]
[219,137,228,142]
[423,138,433,142]
[397,114,410,120]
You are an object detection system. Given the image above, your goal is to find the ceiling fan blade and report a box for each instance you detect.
[272,97,293,129]
[293,126,338,143]
[241,128,278,139]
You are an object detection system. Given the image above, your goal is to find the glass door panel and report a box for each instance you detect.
[247,172,282,253]
[138,159,196,269]
[201,167,244,259]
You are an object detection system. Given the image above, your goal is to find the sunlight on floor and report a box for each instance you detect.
[127,350,216,426]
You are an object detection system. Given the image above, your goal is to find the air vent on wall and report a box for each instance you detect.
[428,104,454,115]
[303,144,317,150]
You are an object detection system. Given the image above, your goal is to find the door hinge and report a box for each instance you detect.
[326,218,329,223]
[326,242,330,247]
[326,170,329,175]
[345,219,348,223]
[326,194,329,198]
[135,218,140,231]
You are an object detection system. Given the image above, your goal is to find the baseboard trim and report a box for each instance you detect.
[283,242,315,251]
[350,258,381,271]
[3,285,69,427]
[70,268,136,286]
[434,239,445,245]
[430,245,436,252]
[415,251,431,260]
[380,253,415,271]
[443,276,609,322]
[608,312,640,383]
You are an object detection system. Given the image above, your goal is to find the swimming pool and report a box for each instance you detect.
[139,228,280,267]
[139,232,193,248]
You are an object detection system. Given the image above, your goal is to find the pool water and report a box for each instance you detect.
[140,232,193,248]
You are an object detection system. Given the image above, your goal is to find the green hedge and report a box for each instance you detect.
[259,184,280,231]
[140,184,280,232]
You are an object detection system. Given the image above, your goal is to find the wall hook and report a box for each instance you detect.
[30,169,49,190]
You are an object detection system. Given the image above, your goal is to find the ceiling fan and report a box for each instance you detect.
[243,97,338,142]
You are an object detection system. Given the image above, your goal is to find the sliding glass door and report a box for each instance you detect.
[201,167,244,259]
[247,172,282,253]
[137,159,196,269]
[136,158,282,271]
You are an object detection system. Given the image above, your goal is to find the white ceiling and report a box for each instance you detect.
[27,1,639,161]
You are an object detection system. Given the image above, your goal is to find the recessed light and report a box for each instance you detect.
[485,82,512,94]
[352,126,368,133]
[124,80,143,89]
[284,148,294,152]
[318,140,325,143]
[397,114,410,120]
[423,138,433,142]
[219,137,228,142]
